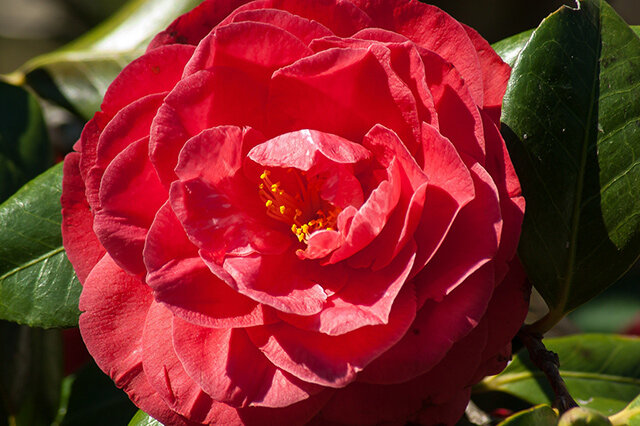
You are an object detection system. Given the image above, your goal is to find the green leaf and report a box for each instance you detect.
[0,321,63,426]
[492,29,535,67]
[479,334,640,417]
[497,405,558,426]
[12,0,203,119]
[500,0,640,332]
[492,25,640,67]
[609,393,640,425]
[57,362,137,426]
[128,410,163,426]
[0,80,52,203]
[0,163,81,327]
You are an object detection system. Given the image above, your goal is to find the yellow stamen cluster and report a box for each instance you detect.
[258,169,340,243]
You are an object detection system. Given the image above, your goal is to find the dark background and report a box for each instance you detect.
[0,0,639,74]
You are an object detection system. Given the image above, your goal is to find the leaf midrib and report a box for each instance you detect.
[487,369,640,388]
[0,246,64,282]
[555,0,603,314]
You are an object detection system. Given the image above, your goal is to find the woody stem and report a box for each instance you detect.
[517,327,579,414]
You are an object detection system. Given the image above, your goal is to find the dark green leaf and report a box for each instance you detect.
[14,0,203,119]
[128,410,163,426]
[0,80,52,203]
[0,321,62,426]
[479,334,640,416]
[57,361,137,426]
[0,163,81,327]
[501,0,640,331]
[497,405,558,426]
[492,25,640,67]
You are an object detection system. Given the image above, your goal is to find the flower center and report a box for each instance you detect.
[258,169,340,243]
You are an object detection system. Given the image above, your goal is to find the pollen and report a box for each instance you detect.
[258,168,340,243]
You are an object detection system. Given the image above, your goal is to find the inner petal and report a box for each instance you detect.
[257,168,341,243]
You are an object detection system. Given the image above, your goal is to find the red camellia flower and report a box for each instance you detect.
[61,0,530,424]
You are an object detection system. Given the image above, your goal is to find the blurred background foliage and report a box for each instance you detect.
[0,0,639,74]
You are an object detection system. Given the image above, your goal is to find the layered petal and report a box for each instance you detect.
[247,284,416,388]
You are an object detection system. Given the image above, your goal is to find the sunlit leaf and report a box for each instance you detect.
[128,410,163,426]
[12,0,203,119]
[479,334,640,417]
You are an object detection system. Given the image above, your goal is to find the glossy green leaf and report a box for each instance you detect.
[0,163,81,327]
[497,405,558,426]
[492,25,640,67]
[0,80,52,203]
[128,410,163,426]
[492,29,534,67]
[500,0,640,332]
[12,0,203,119]
[0,321,62,426]
[479,334,640,417]
[57,361,137,426]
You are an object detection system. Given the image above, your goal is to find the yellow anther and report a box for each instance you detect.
[265,200,273,207]
[260,171,270,179]
[279,205,286,214]
[271,183,279,192]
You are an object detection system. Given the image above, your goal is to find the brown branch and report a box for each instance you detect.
[518,328,579,413]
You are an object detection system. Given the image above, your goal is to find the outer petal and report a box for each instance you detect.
[319,322,487,425]
[78,255,189,425]
[61,153,105,284]
[415,161,501,305]
[217,0,373,37]
[172,319,322,408]
[229,8,333,45]
[413,123,475,272]
[101,45,195,120]
[350,0,485,107]
[147,0,250,49]
[482,109,525,281]
[357,263,495,384]
[463,23,512,125]
[246,284,416,388]
[142,301,226,424]
[182,21,312,78]
[421,50,486,165]
[93,137,167,276]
